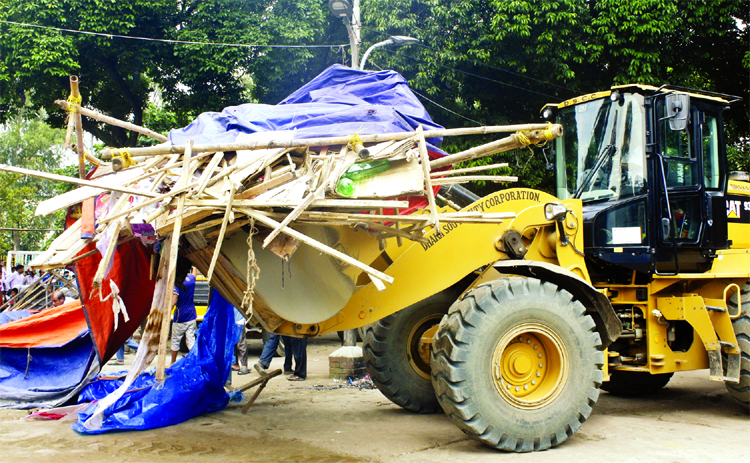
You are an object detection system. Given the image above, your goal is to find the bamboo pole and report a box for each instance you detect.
[206,182,236,283]
[91,219,125,291]
[262,165,329,248]
[55,99,168,143]
[69,76,86,179]
[100,124,563,159]
[155,143,193,381]
[431,175,518,185]
[276,210,515,224]
[238,207,394,285]
[183,198,409,210]
[430,126,563,170]
[0,164,159,198]
[190,152,225,199]
[417,126,440,233]
[431,162,509,177]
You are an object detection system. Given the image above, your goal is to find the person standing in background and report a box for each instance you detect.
[170,260,197,365]
[284,336,307,381]
[6,265,25,291]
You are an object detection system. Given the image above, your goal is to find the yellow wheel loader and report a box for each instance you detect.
[185,84,748,452]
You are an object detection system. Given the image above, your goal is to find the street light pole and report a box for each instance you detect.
[360,35,420,70]
[329,0,361,69]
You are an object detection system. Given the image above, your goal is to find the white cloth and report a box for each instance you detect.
[6,272,25,290]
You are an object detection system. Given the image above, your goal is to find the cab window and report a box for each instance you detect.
[657,102,700,189]
[701,113,721,189]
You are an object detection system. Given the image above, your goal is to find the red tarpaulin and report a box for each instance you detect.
[75,240,155,363]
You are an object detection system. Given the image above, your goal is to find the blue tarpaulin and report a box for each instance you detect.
[73,290,241,433]
[0,305,98,409]
[168,64,447,155]
[0,310,33,326]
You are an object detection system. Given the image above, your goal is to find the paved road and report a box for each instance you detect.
[0,334,747,463]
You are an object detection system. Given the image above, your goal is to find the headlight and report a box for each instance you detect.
[542,108,554,120]
[544,203,567,221]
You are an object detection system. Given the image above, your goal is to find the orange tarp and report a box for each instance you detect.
[0,301,87,348]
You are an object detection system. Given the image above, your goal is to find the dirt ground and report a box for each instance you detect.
[0,333,747,463]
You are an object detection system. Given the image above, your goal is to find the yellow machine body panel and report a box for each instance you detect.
[314,188,587,334]
[727,179,750,249]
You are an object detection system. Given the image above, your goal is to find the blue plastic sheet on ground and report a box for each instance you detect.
[0,332,98,409]
[72,290,242,433]
[168,64,447,155]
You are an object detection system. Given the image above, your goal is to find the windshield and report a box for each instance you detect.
[555,93,647,202]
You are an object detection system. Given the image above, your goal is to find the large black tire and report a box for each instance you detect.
[362,291,456,413]
[431,277,604,452]
[600,371,673,396]
[726,282,750,409]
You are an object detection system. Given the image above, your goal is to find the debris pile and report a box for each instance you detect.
[0,69,563,395]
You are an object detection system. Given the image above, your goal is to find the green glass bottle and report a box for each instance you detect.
[336,159,391,197]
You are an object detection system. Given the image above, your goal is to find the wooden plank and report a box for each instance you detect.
[237,172,294,199]
[155,209,215,235]
[204,218,249,239]
[33,167,152,217]
[262,159,330,248]
[27,219,82,269]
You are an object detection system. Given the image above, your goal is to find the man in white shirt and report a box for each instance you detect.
[5,265,26,291]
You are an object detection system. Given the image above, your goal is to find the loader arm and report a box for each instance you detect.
[313,188,587,334]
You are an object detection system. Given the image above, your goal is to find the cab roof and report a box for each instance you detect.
[543,84,741,112]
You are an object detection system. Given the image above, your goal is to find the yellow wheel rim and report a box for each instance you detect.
[491,323,568,409]
[407,314,443,380]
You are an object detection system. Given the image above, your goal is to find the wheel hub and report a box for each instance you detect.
[407,315,443,380]
[492,324,568,409]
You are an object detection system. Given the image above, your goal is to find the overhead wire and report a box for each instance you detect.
[0,19,350,49]
[359,24,577,98]
[383,47,562,100]
[369,61,485,126]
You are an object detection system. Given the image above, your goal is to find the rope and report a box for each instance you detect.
[24,348,32,378]
[241,218,260,315]
[100,280,129,331]
[347,133,364,151]
[66,95,82,114]
[515,131,531,147]
[112,148,137,169]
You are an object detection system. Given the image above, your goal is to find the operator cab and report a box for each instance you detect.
[542,85,744,282]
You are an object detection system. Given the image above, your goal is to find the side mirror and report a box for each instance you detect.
[665,93,690,131]
[661,217,671,238]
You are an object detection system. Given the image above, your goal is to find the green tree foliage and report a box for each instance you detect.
[0,0,327,147]
[0,110,73,254]
[364,0,749,193]
[0,0,746,193]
